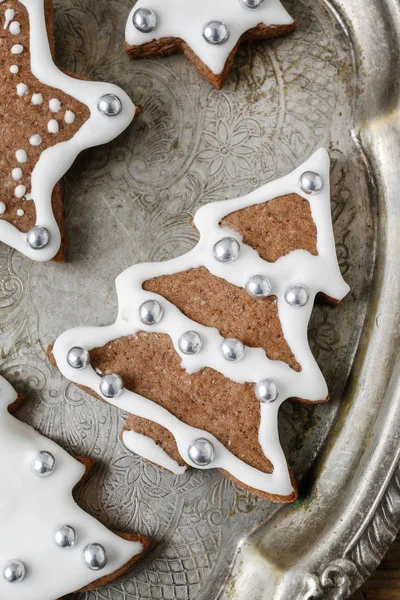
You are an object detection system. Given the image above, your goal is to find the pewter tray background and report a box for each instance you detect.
[1,0,399,598]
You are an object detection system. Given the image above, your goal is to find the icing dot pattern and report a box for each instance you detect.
[0,0,90,231]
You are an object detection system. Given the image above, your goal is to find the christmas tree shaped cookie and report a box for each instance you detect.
[52,149,350,503]
[125,0,296,90]
[0,375,149,600]
[0,0,136,262]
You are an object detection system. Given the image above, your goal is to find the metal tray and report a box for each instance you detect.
[0,0,399,598]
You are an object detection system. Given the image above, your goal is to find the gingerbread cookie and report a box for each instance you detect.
[0,375,149,599]
[125,0,296,90]
[0,0,136,262]
[52,149,350,503]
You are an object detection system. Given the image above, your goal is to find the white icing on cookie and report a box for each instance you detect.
[14,185,26,198]
[31,93,43,105]
[10,64,19,73]
[4,7,15,29]
[12,168,23,181]
[29,134,42,146]
[64,109,75,124]
[11,43,23,54]
[15,149,27,163]
[0,202,6,214]
[49,98,61,112]
[9,20,20,34]
[53,149,350,498]
[16,208,24,216]
[125,0,294,75]
[16,82,28,96]
[47,119,59,134]
[0,0,135,262]
[123,430,187,475]
[0,376,143,600]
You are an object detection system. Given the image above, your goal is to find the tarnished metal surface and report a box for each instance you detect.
[0,0,398,598]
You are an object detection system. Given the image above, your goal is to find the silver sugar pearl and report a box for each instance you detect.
[240,0,265,7]
[178,331,203,355]
[285,284,310,307]
[245,275,272,298]
[188,438,215,466]
[82,543,108,571]
[213,237,240,263]
[31,450,55,477]
[100,373,124,399]
[2,560,26,583]
[26,226,50,250]
[203,20,230,45]
[221,338,245,362]
[255,379,279,403]
[132,7,157,33]
[139,299,163,326]
[67,346,90,370]
[97,94,123,117]
[54,525,77,549]
[300,171,324,194]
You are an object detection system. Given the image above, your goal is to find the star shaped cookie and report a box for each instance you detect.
[0,0,136,262]
[125,0,296,89]
[51,149,349,503]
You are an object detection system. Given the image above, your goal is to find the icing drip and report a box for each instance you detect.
[125,0,294,74]
[53,149,350,498]
[0,202,6,214]
[4,8,15,29]
[0,376,144,600]
[10,64,18,73]
[11,43,23,53]
[16,208,24,216]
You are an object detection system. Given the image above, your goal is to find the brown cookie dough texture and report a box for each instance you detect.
[50,193,327,503]
[125,22,296,90]
[0,0,90,260]
[7,396,150,596]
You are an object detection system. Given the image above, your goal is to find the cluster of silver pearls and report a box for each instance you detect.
[300,171,324,195]
[285,284,309,307]
[54,525,77,549]
[203,21,230,45]
[67,346,90,369]
[26,226,50,250]
[240,0,265,7]
[188,438,215,466]
[255,379,279,403]
[139,299,163,326]
[100,373,124,398]
[97,94,123,117]
[2,560,26,584]
[178,331,202,355]
[132,7,157,32]
[31,450,56,477]
[246,274,272,298]
[221,338,245,362]
[82,543,108,571]
[213,237,240,263]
